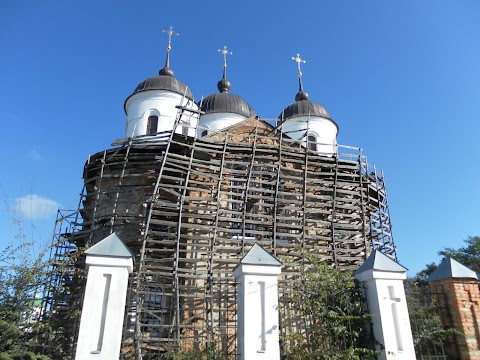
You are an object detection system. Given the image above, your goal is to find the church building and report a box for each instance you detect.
[41,27,396,359]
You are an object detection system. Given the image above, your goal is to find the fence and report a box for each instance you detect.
[406,284,459,360]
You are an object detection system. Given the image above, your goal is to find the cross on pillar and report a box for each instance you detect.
[388,286,404,352]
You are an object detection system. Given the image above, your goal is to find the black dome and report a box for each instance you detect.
[124,75,194,113]
[279,100,332,120]
[199,93,256,118]
[131,75,193,100]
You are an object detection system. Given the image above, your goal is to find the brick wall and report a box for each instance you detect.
[430,278,480,360]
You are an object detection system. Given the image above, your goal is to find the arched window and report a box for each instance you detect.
[146,115,158,135]
[308,134,317,151]
[201,130,208,137]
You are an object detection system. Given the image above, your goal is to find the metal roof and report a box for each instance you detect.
[279,100,333,121]
[354,250,407,275]
[199,92,256,118]
[132,75,194,99]
[427,257,478,282]
[124,75,194,113]
[85,232,133,258]
[240,243,282,266]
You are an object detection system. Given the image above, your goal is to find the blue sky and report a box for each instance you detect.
[1,1,479,274]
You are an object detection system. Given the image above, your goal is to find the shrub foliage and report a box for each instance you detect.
[282,256,376,360]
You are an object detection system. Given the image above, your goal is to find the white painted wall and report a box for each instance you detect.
[75,256,133,360]
[234,264,281,360]
[125,90,199,138]
[355,270,416,360]
[197,112,248,137]
[281,116,338,155]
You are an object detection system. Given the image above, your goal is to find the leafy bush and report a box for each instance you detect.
[282,255,377,360]
[0,243,48,355]
[0,351,50,360]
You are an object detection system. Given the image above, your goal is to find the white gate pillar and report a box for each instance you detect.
[354,251,416,360]
[75,233,133,360]
[233,243,282,360]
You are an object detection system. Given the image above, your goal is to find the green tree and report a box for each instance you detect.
[414,236,480,283]
[0,194,52,360]
[413,262,438,283]
[438,236,480,273]
[0,243,51,359]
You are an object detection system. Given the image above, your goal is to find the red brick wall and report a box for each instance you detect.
[430,278,480,360]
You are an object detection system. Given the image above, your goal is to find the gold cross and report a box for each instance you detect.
[218,45,233,68]
[292,53,306,78]
[162,26,179,52]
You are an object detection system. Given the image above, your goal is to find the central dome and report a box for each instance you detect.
[197,48,256,137]
[200,92,256,118]
[280,99,331,120]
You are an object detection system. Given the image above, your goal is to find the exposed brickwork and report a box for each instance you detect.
[430,278,480,360]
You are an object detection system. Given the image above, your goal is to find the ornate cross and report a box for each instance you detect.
[218,45,233,68]
[292,53,306,78]
[162,26,179,52]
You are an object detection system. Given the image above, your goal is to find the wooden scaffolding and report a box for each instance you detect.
[40,105,396,358]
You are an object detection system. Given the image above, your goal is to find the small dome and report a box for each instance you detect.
[199,93,256,118]
[217,78,232,93]
[159,66,174,77]
[279,99,331,120]
[295,90,309,102]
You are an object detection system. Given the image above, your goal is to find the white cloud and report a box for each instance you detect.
[15,194,60,219]
[27,150,42,160]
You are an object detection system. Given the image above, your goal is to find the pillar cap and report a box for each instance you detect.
[355,250,407,276]
[238,243,282,267]
[85,233,133,259]
[234,243,282,278]
[427,257,478,282]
